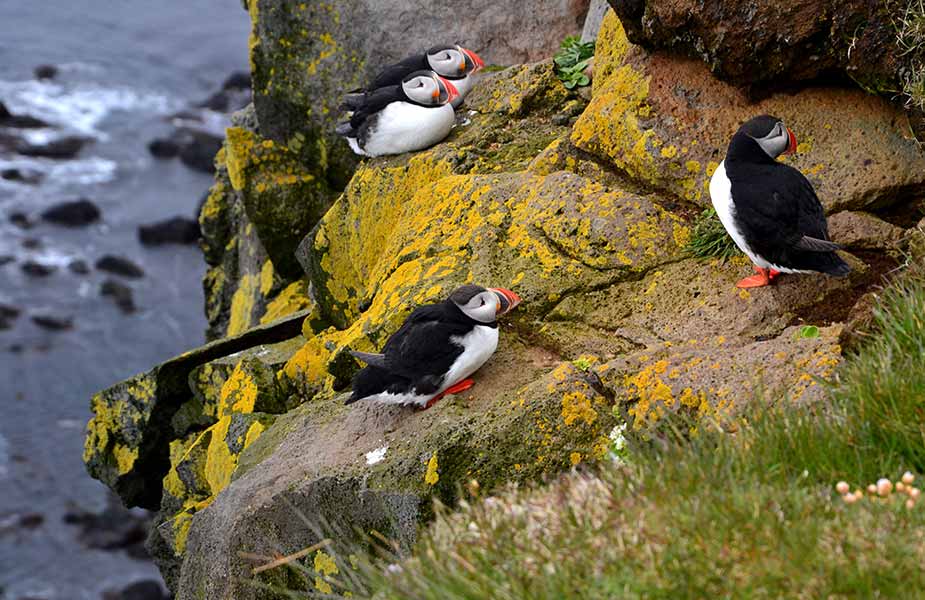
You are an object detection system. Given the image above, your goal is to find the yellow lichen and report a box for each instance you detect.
[227,274,258,337]
[425,452,440,485]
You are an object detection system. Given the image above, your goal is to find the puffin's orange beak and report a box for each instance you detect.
[462,48,485,72]
[490,288,521,316]
[438,76,459,104]
[784,127,797,155]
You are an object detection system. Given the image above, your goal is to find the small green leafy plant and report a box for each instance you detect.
[687,207,741,260]
[554,36,594,89]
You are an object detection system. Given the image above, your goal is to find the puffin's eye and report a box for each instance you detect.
[479,298,485,306]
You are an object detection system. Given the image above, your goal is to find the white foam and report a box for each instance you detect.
[365,446,388,465]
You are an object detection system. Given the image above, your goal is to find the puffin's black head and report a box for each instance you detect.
[425,44,485,79]
[448,284,521,324]
[401,70,459,106]
[734,114,798,160]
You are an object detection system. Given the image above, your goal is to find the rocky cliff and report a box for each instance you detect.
[84,1,925,598]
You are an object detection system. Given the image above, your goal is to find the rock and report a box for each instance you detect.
[178,131,222,174]
[222,71,251,91]
[605,0,907,93]
[33,64,58,80]
[20,260,56,277]
[0,303,21,330]
[9,211,33,229]
[95,255,145,279]
[148,138,181,159]
[571,10,925,213]
[138,217,200,246]
[0,255,14,267]
[581,0,611,42]
[17,135,90,158]
[101,279,137,314]
[68,259,90,275]
[41,198,101,226]
[827,211,906,251]
[31,314,73,331]
[21,237,42,250]
[2,168,44,184]
[63,494,150,559]
[101,580,170,600]
[0,102,49,128]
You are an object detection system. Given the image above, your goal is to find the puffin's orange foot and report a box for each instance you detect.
[737,267,772,288]
[422,379,476,410]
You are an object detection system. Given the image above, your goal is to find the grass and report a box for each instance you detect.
[257,269,925,599]
[686,207,741,260]
[353,270,925,599]
[896,0,925,113]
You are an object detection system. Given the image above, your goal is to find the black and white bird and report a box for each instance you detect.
[347,285,521,409]
[709,115,850,288]
[336,70,458,157]
[350,44,484,109]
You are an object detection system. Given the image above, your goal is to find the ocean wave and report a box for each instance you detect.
[0,78,181,138]
[0,155,118,186]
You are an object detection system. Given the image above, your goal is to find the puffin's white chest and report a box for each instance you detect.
[450,75,474,108]
[361,102,455,157]
[442,325,498,390]
[709,161,765,267]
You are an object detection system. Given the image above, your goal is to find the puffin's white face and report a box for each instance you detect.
[456,290,500,323]
[401,71,457,106]
[754,120,796,159]
[426,45,485,79]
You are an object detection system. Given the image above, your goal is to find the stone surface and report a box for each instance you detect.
[138,216,201,246]
[571,10,925,213]
[41,199,101,227]
[828,211,906,251]
[606,0,907,93]
[95,255,145,279]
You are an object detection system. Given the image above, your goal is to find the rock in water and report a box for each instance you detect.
[0,304,21,330]
[95,255,145,279]
[222,71,251,91]
[17,135,90,158]
[20,260,56,277]
[101,579,171,600]
[0,101,49,128]
[138,216,200,246]
[1,168,44,184]
[63,494,151,559]
[33,64,58,80]
[147,138,181,159]
[41,199,101,226]
[31,314,73,331]
[101,279,136,314]
[8,211,34,229]
[68,259,90,275]
[178,132,222,173]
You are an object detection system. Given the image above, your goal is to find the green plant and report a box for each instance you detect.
[686,207,741,260]
[554,36,595,89]
[895,0,925,113]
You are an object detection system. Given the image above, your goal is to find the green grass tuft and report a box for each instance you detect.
[686,207,741,260]
[896,0,925,113]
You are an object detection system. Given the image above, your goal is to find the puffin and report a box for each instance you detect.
[709,115,850,288]
[347,285,522,409]
[335,70,459,157]
[347,44,485,109]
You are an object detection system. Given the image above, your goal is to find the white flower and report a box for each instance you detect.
[365,445,388,465]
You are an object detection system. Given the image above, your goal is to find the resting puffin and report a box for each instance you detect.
[709,115,850,288]
[348,44,484,109]
[335,70,459,157]
[347,285,521,409]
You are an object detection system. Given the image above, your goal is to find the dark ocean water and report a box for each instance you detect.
[0,2,250,598]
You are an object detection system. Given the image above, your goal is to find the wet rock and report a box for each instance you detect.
[17,513,44,529]
[0,255,14,267]
[2,168,44,184]
[95,255,145,279]
[33,64,58,80]
[31,314,73,331]
[68,259,90,275]
[222,71,251,91]
[178,132,222,174]
[148,138,181,159]
[101,579,171,600]
[21,237,42,250]
[138,217,200,246]
[0,102,49,128]
[101,279,136,314]
[64,495,150,559]
[17,135,90,158]
[20,260,56,277]
[0,304,21,330]
[41,198,101,226]
[8,211,33,229]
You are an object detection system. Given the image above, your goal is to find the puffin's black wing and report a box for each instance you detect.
[379,304,469,380]
[335,85,404,138]
[370,54,429,89]
[731,163,849,275]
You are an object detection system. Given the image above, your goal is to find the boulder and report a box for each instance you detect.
[17,135,89,158]
[1,168,44,184]
[95,255,145,279]
[101,279,137,314]
[605,0,907,93]
[68,259,90,275]
[178,131,222,174]
[827,211,906,251]
[0,102,49,128]
[0,303,20,330]
[41,199,101,226]
[20,260,56,277]
[571,10,925,213]
[31,314,73,331]
[147,138,181,159]
[33,64,58,80]
[138,216,201,246]
[8,211,33,229]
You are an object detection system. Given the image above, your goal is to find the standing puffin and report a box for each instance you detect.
[709,115,850,288]
[347,285,522,409]
[335,70,459,157]
[349,44,485,109]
